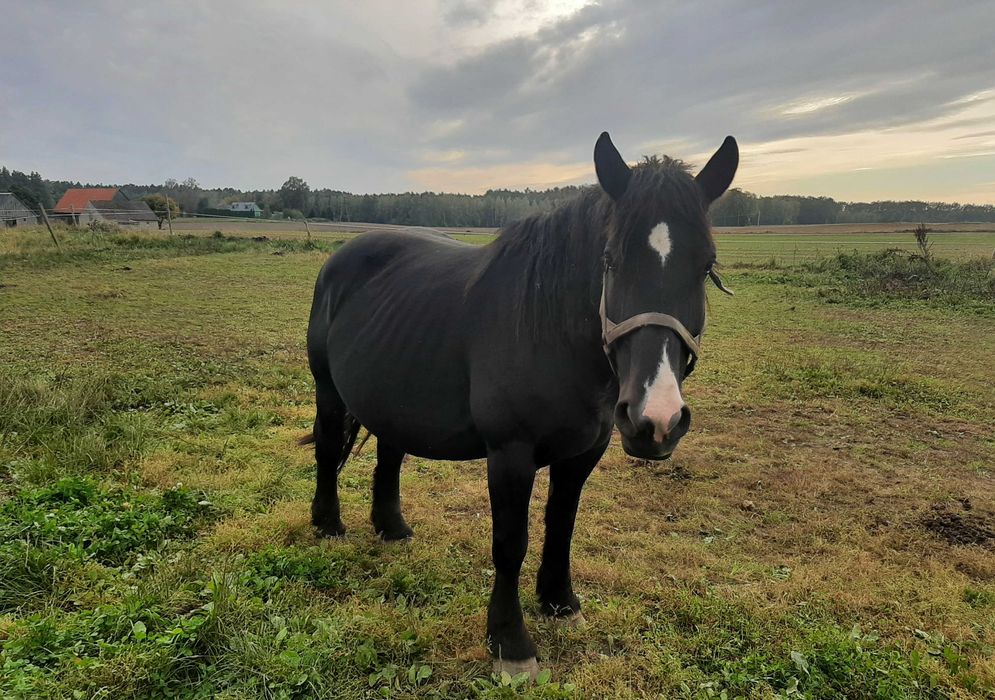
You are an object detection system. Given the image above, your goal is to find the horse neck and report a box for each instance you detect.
[496,190,610,346]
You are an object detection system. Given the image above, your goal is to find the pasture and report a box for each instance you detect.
[1,224,993,698]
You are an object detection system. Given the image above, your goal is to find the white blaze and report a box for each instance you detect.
[648,222,672,265]
[642,222,684,440]
[642,340,684,441]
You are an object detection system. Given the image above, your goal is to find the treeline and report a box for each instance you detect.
[0,167,53,212]
[710,189,995,226]
[7,166,995,227]
[248,186,584,227]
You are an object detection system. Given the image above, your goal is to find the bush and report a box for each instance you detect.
[806,248,994,313]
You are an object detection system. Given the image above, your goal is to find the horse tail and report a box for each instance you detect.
[298,411,361,474]
[337,414,362,473]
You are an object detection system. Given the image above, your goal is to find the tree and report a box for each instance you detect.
[29,172,53,210]
[142,194,180,230]
[279,176,310,213]
[712,188,758,226]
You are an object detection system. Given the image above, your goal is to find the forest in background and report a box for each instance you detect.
[4,165,994,228]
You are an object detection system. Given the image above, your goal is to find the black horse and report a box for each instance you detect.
[303,132,738,674]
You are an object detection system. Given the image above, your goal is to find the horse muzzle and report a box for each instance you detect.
[614,402,691,460]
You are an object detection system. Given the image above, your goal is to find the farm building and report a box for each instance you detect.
[228,202,262,217]
[83,200,158,229]
[54,187,155,228]
[0,192,39,227]
[54,187,123,219]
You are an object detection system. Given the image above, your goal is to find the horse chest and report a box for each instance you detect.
[468,348,615,460]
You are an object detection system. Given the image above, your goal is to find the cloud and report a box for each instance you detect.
[441,0,495,26]
[1,0,993,202]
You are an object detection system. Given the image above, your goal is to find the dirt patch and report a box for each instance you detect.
[921,503,995,546]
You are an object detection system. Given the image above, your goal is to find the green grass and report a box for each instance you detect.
[1,226,993,698]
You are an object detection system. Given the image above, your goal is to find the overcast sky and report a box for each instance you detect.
[2,1,993,202]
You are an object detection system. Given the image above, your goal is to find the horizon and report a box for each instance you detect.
[14,170,995,208]
[2,2,994,204]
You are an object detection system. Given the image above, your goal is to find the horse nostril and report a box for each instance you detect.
[613,401,631,433]
[615,400,654,438]
[664,409,682,435]
[671,405,692,441]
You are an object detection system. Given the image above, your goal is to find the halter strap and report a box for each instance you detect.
[598,272,702,372]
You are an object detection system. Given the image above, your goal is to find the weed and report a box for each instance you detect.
[0,478,214,611]
[913,223,932,261]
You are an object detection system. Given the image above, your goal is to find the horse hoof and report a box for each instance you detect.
[556,611,586,628]
[314,522,346,538]
[376,525,414,542]
[492,656,540,679]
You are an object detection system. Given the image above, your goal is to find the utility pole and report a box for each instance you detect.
[165,197,174,235]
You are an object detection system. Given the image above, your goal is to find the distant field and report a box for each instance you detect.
[166,217,995,265]
[1,226,993,698]
[714,231,995,265]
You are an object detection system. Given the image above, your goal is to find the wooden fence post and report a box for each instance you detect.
[39,205,63,253]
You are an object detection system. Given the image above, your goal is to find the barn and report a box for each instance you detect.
[54,187,122,222]
[84,200,158,229]
[54,187,156,228]
[0,192,39,227]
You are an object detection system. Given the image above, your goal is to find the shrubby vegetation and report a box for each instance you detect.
[806,248,995,313]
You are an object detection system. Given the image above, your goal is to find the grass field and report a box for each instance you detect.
[1,224,993,698]
[163,217,995,264]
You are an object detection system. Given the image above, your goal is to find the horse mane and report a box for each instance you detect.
[469,156,708,341]
[468,186,608,341]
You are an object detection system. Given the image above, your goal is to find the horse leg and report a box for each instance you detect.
[371,440,414,541]
[486,441,539,676]
[536,442,606,624]
[311,382,359,537]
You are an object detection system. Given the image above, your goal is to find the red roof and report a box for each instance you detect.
[54,188,120,213]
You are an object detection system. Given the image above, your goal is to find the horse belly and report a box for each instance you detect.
[326,296,483,460]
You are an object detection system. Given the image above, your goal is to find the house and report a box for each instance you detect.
[0,192,39,227]
[228,202,262,217]
[84,200,158,229]
[53,187,155,228]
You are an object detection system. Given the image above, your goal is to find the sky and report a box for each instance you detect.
[2,0,994,203]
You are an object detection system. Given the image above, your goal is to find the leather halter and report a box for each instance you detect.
[598,269,703,375]
[597,261,732,376]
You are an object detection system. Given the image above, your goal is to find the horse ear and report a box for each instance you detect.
[594,132,631,200]
[696,136,738,204]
